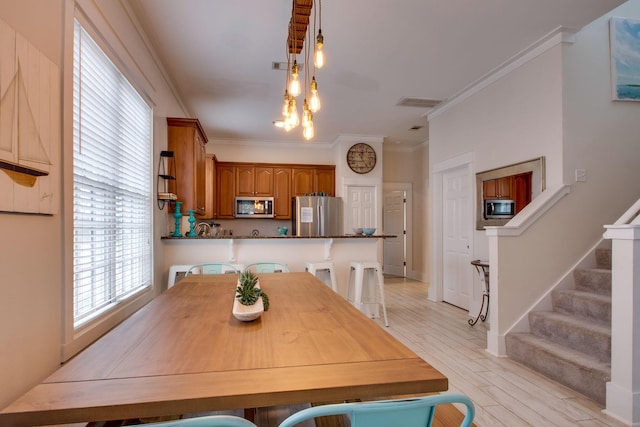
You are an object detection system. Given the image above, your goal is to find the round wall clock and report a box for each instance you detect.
[346,143,377,174]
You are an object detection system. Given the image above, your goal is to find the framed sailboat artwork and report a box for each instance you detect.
[0,17,60,215]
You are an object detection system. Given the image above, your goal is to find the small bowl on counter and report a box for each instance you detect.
[362,228,376,236]
[352,227,363,235]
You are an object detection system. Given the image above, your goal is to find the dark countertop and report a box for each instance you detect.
[161,234,397,240]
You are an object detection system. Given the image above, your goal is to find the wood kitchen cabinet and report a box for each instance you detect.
[204,154,217,218]
[212,162,335,219]
[273,167,292,219]
[315,167,335,196]
[167,118,208,216]
[292,168,314,196]
[513,172,532,214]
[216,164,236,219]
[236,165,273,196]
[483,176,513,199]
[292,166,335,196]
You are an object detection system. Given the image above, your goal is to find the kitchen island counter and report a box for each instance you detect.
[161,234,395,296]
[161,234,396,239]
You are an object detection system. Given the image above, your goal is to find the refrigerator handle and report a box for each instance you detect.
[318,202,324,235]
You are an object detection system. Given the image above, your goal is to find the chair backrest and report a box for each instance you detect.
[122,415,257,427]
[243,262,290,273]
[168,264,194,289]
[186,263,241,276]
[278,393,475,427]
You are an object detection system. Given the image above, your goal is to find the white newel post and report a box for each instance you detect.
[603,224,640,426]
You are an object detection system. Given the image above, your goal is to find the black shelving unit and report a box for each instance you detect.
[157,150,177,210]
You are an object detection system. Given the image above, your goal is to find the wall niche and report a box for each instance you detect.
[476,157,545,230]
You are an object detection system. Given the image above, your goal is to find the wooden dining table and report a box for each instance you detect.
[0,272,448,426]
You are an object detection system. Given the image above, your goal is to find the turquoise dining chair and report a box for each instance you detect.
[186,263,241,275]
[278,393,475,427]
[122,415,257,426]
[243,262,290,273]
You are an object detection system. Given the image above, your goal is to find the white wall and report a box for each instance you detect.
[429,0,640,342]
[0,0,65,410]
[429,32,565,314]
[0,0,186,408]
[207,140,336,164]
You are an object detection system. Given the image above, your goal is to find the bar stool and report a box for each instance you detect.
[347,261,389,327]
[305,261,338,292]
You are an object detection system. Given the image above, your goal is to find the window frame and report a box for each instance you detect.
[62,11,156,361]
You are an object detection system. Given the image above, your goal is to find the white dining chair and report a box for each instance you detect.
[278,393,475,427]
[186,263,242,275]
[243,262,290,273]
[168,264,193,289]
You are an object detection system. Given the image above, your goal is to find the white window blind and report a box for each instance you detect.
[73,20,152,327]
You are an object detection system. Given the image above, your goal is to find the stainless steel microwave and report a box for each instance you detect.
[484,199,515,219]
[235,197,274,218]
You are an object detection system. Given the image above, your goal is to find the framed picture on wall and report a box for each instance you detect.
[0,17,60,215]
[610,17,640,101]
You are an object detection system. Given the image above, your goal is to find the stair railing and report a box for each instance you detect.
[602,195,640,425]
[612,196,640,225]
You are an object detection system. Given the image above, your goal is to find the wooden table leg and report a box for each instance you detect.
[244,407,256,422]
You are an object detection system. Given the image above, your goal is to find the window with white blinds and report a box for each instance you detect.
[73,20,152,327]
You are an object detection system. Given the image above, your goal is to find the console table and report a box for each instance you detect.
[469,260,489,326]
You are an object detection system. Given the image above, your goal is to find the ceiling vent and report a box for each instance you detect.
[409,125,423,131]
[397,97,441,108]
[272,62,304,71]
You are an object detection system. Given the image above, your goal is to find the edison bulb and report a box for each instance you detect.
[287,98,299,127]
[314,30,324,69]
[289,62,301,97]
[303,122,314,140]
[309,78,321,112]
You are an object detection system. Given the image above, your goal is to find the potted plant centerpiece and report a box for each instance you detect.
[233,270,270,321]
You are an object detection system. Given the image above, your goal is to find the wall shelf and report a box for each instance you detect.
[157,150,177,210]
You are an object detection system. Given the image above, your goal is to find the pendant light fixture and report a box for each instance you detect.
[314,0,324,69]
[289,60,301,97]
[274,0,324,141]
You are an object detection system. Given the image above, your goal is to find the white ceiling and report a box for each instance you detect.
[129,0,625,147]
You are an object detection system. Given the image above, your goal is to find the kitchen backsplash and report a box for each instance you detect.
[170,215,293,237]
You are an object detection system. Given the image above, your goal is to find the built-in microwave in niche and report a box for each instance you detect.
[235,197,275,218]
[484,199,515,219]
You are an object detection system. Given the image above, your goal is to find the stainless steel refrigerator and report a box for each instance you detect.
[292,196,344,236]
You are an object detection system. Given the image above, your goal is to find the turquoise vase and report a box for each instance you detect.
[187,209,197,237]
[172,201,183,237]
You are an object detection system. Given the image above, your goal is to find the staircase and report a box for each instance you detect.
[505,248,612,405]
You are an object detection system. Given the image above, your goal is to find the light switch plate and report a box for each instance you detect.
[575,169,587,182]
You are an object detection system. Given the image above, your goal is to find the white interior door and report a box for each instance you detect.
[346,186,376,230]
[442,166,473,309]
[383,189,406,276]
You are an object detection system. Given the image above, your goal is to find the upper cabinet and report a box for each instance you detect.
[214,162,335,219]
[216,164,236,219]
[292,168,314,196]
[204,154,217,218]
[315,167,335,196]
[273,167,292,219]
[292,166,335,197]
[482,176,513,200]
[236,165,274,196]
[167,118,208,216]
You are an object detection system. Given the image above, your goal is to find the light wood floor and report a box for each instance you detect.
[368,275,626,427]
